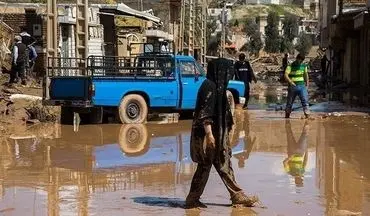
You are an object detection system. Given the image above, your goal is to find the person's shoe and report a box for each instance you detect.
[185,199,207,209]
[304,111,311,119]
[231,192,259,207]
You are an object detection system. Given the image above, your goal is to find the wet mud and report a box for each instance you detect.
[1,110,370,215]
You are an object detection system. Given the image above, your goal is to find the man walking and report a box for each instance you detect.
[186,58,258,209]
[27,44,37,77]
[234,53,257,109]
[9,36,27,86]
[284,54,310,118]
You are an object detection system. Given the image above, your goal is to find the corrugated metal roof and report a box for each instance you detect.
[97,3,161,24]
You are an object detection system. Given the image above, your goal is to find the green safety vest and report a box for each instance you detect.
[285,62,307,85]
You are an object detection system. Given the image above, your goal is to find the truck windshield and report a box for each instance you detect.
[195,62,206,76]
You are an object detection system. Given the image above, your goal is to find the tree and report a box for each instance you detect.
[280,13,298,53]
[234,19,239,27]
[206,18,218,43]
[264,11,280,53]
[282,14,299,42]
[244,18,259,37]
[295,33,312,56]
[248,32,263,56]
[279,37,293,53]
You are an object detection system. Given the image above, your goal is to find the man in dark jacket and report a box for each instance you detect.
[186,58,258,209]
[234,53,257,109]
[9,35,27,85]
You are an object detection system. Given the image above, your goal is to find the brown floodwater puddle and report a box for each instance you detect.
[0,110,370,215]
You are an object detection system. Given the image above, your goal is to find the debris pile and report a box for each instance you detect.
[25,101,58,123]
[0,76,59,135]
[251,54,283,82]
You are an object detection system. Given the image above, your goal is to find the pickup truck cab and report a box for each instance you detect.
[43,44,245,124]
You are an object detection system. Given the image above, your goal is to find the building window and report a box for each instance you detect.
[33,24,42,36]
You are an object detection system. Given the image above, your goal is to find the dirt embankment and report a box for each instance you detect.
[0,75,59,136]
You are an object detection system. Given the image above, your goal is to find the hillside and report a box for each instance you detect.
[232,4,313,21]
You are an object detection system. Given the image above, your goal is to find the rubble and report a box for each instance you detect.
[0,75,59,135]
[25,101,58,123]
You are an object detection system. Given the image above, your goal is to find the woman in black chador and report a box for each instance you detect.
[185,58,258,208]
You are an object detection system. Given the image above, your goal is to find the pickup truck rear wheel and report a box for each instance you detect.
[60,107,74,125]
[118,124,149,156]
[118,94,148,124]
[89,107,103,124]
[227,90,235,117]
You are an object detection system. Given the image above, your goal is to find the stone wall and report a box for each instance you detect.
[1,7,47,76]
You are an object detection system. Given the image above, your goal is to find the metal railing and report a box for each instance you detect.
[47,55,176,79]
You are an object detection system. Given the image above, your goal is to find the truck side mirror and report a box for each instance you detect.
[195,72,199,81]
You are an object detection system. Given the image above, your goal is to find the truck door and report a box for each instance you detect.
[179,61,205,109]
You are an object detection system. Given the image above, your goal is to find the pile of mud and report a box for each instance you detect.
[0,75,59,135]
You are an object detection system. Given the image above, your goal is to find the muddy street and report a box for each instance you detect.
[0,110,369,215]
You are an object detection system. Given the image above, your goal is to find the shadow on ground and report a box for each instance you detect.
[131,196,231,209]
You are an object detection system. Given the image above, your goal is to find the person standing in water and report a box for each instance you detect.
[284,54,310,119]
[185,58,258,208]
[234,53,257,109]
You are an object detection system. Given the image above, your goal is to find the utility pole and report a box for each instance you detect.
[45,0,58,100]
[199,0,207,67]
[220,1,227,57]
[188,0,195,56]
[178,0,185,54]
[75,0,89,75]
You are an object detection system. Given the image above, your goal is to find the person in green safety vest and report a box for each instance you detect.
[284,54,310,119]
[283,120,309,187]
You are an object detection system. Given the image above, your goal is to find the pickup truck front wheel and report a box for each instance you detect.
[118,94,148,124]
[227,90,235,117]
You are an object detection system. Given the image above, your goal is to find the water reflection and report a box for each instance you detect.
[0,116,249,214]
[316,118,370,216]
[283,120,309,187]
[231,111,256,168]
[3,114,370,215]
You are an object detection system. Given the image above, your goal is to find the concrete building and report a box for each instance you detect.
[57,5,104,60]
[246,0,280,4]
[0,3,46,76]
[319,0,370,105]
[98,3,163,57]
[0,2,168,77]
[256,14,284,41]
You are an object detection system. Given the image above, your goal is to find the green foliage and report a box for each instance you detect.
[243,18,263,56]
[248,32,263,56]
[295,33,312,56]
[264,11,280,53]
[244,18,258,37]
[279,37,293,53]
[207,32,221,56]
[206,18,218,42]
[282,13,299,42]
[234,19,239,27]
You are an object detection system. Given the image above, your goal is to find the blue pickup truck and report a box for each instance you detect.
[43,44,245,124]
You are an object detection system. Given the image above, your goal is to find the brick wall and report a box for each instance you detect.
[2,8,47,76]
